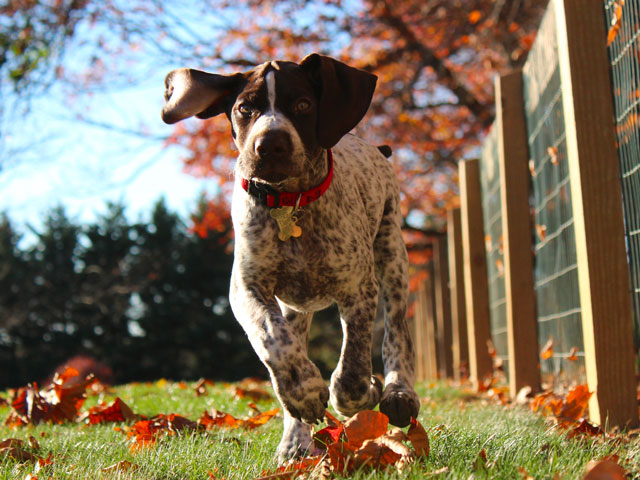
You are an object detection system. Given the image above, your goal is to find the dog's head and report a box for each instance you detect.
[161,54,377,184]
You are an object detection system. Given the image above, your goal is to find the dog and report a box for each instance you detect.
[161,53,420,460]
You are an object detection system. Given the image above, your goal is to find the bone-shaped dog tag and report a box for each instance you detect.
[270,206,302,241]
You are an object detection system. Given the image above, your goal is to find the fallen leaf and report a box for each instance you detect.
[0,439,40,463]
[198,407,279,431]
[343,410,389,448]
[540,337,554,360]
[407,418,429,457]
[583,457,627,479]
[473,448,488,471]
[80,397,137,424]
[567,419,604,439]
[235,387,273,402]
[126,414,201,451]
[560,385,592,421]
[6,373,97,426]
[101,460,139,473]
[195,378,214,397]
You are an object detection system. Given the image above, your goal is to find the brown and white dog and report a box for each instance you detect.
[161,54,419,461]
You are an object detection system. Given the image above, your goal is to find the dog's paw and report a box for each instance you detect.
[379,382,420,427]
[273,360,329,425]
[330,374,383,418]
[276,417,321,463]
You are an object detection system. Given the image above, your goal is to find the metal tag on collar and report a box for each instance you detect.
[270,206,302,241]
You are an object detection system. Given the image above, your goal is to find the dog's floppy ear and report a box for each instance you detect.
[300,53,377,148]
[161,68,242,124]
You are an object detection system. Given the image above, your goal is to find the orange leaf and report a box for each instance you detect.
[547,146,559,165]
[101,460,139,473]
[560,384,592,421]
[540,337,553,360]
[243,408,279,429]
[82,397,137,424]
[235,387,273,402]
[468,10,482,25]
[487,339,496,359]
[536,224,547,242]
[607,1,625,46]
[567,346,579,362]
[583,457,627,480]
[407,418,429,456]
[343,410,389,448]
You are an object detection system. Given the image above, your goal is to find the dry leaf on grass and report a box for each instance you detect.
[260,410,429,478]
[235,387,273,402]
[582,456,627,480]
[79,397,137,424]
[5,368,97,426]
[102,460,139,473]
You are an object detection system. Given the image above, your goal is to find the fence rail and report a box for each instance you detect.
[412,0,640,429]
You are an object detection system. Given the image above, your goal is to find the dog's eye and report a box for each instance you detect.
[237,104,254,116]
[294,99,312,114]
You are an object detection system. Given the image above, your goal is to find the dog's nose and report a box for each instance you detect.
[254,130,292,160]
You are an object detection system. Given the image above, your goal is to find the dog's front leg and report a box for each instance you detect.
[330,279,383,418]
[229,272,329,426]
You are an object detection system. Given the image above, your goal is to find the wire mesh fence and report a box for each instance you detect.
[479,123,508,375]
[522,5,585,383]
[605,0,640,349]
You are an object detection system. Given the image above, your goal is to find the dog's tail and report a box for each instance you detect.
[377,145,393,158]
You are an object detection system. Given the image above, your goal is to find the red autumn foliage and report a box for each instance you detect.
[235,387,273,402]
[262,410,429,478]
[79,397,138,425]
[126,414,200,450]
[530,384,594,432]
[5,367,97,427]
[198,407,280,431]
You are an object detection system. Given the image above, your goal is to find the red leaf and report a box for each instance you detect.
[343,410,388,448]
[235,387,273,402]
[82,397,137,424]
[407,418,429,457]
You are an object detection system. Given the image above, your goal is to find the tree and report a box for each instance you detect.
[3,0,546,230]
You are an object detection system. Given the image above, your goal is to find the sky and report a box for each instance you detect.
[0,66,219,242]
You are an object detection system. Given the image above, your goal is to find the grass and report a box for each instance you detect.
[1,379,639,479]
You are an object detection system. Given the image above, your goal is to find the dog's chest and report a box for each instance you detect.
[233,195,373,310]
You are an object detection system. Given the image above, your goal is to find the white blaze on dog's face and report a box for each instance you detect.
[161,54,379,185]
[230,62,321,184]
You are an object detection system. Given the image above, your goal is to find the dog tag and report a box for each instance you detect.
[270,206,302,241]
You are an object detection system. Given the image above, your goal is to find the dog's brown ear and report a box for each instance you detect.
[300,54,377,148]
[161,68,242,124]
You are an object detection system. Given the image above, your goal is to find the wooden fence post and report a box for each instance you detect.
[434,235,454,379]
[495,71,541,397]
[554,0,638,428]
[413,265,439,380]
[448,208,469,381]
[459,159,493,386]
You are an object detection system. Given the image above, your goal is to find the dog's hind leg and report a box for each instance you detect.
[330,278,384,418]
[374,200,420,427]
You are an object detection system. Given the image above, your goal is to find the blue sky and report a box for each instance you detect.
[0,65,218,241]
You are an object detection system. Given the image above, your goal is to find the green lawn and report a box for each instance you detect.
[1,380,638,479]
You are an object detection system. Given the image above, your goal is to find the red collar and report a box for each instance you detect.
[241,149,334,208]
